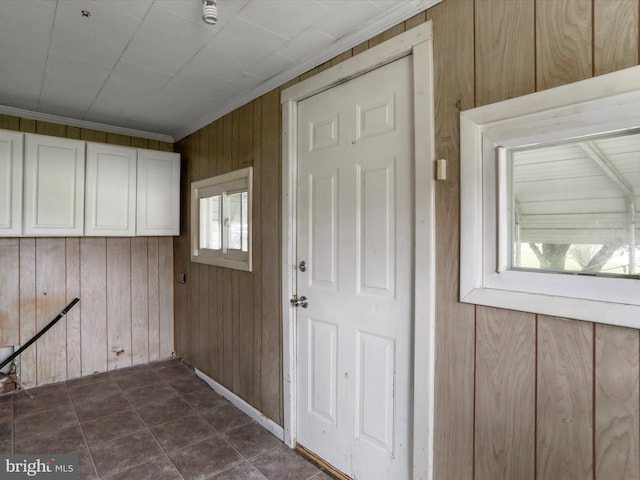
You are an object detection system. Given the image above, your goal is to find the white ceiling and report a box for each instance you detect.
[0,0,438,142]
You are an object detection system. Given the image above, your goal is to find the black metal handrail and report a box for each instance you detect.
[0,298,80,371]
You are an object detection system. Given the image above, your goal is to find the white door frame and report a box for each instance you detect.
[281,22,436,480]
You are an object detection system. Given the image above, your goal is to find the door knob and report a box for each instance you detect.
[290,295,308,308]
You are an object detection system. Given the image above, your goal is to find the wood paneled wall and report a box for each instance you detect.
[175,1,640,477]
[427,0,640,479]
[0,114,175,388]
[174,92,283,424]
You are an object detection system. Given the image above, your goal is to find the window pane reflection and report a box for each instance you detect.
[228,191,248,252]
[510,130,640,277]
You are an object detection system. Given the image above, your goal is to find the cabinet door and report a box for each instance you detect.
[85,143,137,236]
[24,134,85,236]
[136,149,180,236]
[0,130,23,236]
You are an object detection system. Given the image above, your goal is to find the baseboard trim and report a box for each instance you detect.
[194,368,284,441]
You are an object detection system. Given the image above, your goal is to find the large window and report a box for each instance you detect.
[191,167,252,271]
[460,65,640,329]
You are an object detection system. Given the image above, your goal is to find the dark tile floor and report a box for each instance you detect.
[0,359,333,480]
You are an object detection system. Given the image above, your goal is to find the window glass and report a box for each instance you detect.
[190,166,252,271]
[510,130,640,277]
[199,195,221,250]
[228,191,248,252]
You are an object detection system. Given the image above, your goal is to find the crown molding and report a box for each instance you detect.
[0,105,175,143]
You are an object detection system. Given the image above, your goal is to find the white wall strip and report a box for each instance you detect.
[195,368,285,442]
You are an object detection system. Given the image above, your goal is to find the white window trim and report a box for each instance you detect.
[190,167,252,271]
[460,65,640,329]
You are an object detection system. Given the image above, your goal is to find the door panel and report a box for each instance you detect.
[358,159,395,296]
[296,55,413,479]
[308,318,338,424]
[310,172,338,289]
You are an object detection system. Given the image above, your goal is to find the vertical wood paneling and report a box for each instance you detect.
[65,238,81,379]
[475,0,535,106]
[80,238,107,375]
[231,110,241,393]
[252,98,263,411]
[475,307,536,480]
[196,128,210,374]
[106,238,132,370]
[222,114,235,389]
[0,239,20,346]
[537,316,593,480]
[19,239,36,387]
[238,102,254,403]
[147,237,160,362]
[35,238,67,384]
[158,237,174,358]
[131,237,149,364]
[594,325,640,479]
[536,0,592,90]
[207,120,222,381]
[260,88,283,424]
[427,0,477,477]
[593,0,639,75]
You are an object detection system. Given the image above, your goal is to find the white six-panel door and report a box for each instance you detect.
[296,56,413,479]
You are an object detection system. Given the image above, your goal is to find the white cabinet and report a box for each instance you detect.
[24,134,85,236]
[85,143,137,236]
[136,149,180,236]
[0,130,23,236]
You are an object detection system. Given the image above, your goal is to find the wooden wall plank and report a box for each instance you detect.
[19,118,36,133]
[36,121,66,138]
[0,239,20,347]
[231,110,241,393]
[196,127,211,373]
[106,238,132,370]
[475,307,536,480]
[221,114,235,389]
[80,129,107,143]
[260,88,282,424]
[206,120,221,381]
[35,238,67,384]
[131,237,150,364]
[148,237,160,362]
[537,316,593,480]
[252,98,263,411]
[536,0,592,90]
[19,239,36,387]
[159,237,174,359]
[426,0,477,477]
[80,238,107,375]
[475,0,535,106]
[238,102,255,403]
[594,0,639,75]
[176,134,194,365]
[0,114,19,130]
[594,325,640,479]
[65,238,81,379]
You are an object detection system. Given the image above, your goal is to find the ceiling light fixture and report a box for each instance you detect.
[202,0,218,25]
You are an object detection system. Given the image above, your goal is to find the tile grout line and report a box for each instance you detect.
[64,377,100,479]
